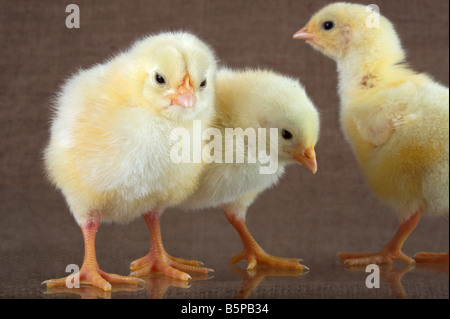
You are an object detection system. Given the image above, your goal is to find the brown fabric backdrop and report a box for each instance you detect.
[0,0,448,298]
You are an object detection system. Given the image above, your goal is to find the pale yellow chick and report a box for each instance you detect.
[184,69,319,271]
[43,32,217,291]
[294,3,449,265]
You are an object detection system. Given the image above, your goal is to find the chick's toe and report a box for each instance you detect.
[414,252,449,264]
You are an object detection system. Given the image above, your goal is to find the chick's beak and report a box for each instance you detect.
[293,26,314,41]
[289,144,317,174]
[168,75,196,108]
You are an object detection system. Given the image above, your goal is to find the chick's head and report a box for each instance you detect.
[229,69,320,173]
[293,3,404,63]
[130,32,217,121]
[264,75,319,174]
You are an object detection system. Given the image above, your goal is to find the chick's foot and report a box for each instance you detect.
[226,213,308,271]
[130,211,212,281]
[231,246,308,271]
[131,253,204,270]
[340,211,422,266]
[130,250,211,281]
[43,265,143,292]
[414,252,449,264]
[43,217,142,292]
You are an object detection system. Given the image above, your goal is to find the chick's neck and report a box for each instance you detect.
[336,39,406,103]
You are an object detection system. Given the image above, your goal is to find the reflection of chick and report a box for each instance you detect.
[187,69,319,271]
[294,3,449,265]
[43,32,217,291]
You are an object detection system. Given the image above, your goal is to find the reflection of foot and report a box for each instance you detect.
[230,264,306,299]
[339,249,414,266]
[414,252,449,264]
[142,274,191,299]
[415,262,449,276]
[380,264,413,299]
[42,282,143,299]
[225,213,308,271]
[142,273,213,299]
[344,264,413,299]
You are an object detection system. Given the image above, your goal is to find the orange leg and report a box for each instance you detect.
[43,216,142,292]
[339,210,422,266]
[225,212,308,271]
[129,211,211,281]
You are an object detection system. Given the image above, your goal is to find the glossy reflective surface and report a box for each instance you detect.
[1,191,448,299]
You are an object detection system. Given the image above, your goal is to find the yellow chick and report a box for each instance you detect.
[294,3,449,265]
[43,31,217,291]
[183,69,319,271]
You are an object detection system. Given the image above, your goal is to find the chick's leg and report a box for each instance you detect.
[130,211,211,281]
[43,216,142,292]
[225,211,308,271]
[339,210,422,266]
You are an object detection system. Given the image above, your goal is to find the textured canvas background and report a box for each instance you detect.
[0,0,448,299]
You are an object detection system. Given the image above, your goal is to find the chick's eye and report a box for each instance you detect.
[155,73,165,84]
[281,129,293,140]
[200,79,207,88]
[323,21,334,30]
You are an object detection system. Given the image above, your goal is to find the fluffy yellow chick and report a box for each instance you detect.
[176,69,319,271]
[294,3,449,265]
[43,31,217,291]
